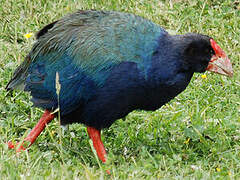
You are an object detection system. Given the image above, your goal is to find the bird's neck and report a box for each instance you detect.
[144,34,194,92]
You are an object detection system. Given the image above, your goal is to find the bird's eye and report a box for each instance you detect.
[209,48,215,55]
[206,48,215,56]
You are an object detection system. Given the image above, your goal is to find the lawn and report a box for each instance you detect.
[0,0,239,179]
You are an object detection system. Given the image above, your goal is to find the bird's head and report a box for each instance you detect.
[181,34,233,77]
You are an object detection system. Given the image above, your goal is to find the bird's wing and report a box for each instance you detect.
[6,10,166,114]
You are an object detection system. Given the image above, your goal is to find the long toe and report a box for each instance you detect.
[8,141,27,152]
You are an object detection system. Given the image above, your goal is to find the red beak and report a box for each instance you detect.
[206,39,233,77]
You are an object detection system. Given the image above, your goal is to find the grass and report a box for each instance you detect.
[0,0,239,179]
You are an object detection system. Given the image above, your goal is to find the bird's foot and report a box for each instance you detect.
[87,126,107,163]
[87,126,111,174]
[7,140,31,152]
[8,110,55,153]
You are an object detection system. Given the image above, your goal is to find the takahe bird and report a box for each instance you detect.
[6,10,233,164]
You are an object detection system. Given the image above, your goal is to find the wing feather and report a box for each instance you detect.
[6,10,167,114]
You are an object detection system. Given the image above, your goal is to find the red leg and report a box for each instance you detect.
[8,110,55,152]
[87,126,107,163]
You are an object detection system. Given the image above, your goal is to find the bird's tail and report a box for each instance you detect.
[6,56,31,91]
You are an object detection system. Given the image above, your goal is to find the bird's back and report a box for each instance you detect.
[6,10,167,116]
